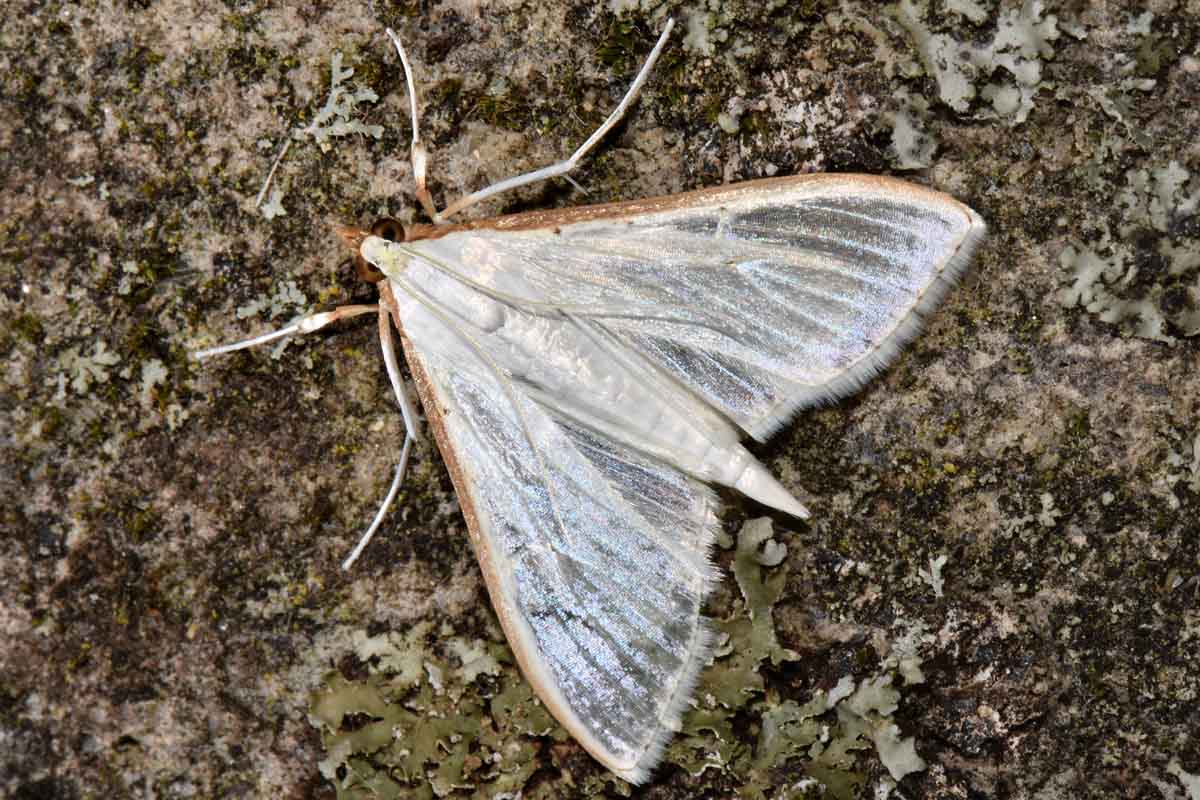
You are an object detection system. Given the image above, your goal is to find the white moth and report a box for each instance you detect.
[195,20,985,784]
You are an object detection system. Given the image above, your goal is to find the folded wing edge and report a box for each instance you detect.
[747,198,987,441]
[396,323,717,785]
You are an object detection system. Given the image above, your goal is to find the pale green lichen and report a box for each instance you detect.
[309,621,562,798]
[235,278,308,321]
[1086,74,1159,150]
[351,625,430,688]
[294,52,384,149]
[1159,429,1200,510]
[138,358,168,410]
[886,90,936,170]
[116,260,142,297]
[945,0,988,25]
[681,7,721,57]
[737,666,928,797]
[917,554,948,598]
[260,186,287,220]
[445,637,503,684]
[882,620,930,687]
[716,110,740,135]
[840,675,926,781]
[1037,492,1062,528]
[728,517,801,672]
[57,339,121,396]
[671,519,929,798]
[1124,162,1200,234]
[609,0,787,67]
[256,51,384,220]
[1168,759,1200,800]
[893,0,1059,123]
[1059,161,1200,343]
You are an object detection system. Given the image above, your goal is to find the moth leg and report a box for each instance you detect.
[376,300,424,444]
[341,432,414,570]
[388,272,569,532]
[436,18,675,222]
[190,303,378,359]
[385,29,439,222]
[341,305,424,569]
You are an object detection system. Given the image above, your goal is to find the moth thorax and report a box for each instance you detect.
[357,235,410,281]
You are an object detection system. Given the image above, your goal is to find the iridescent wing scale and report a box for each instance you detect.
[366,173,985,782]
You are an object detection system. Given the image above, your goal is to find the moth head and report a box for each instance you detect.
[336,218,406,284]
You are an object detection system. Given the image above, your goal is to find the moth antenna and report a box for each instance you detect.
[436,18,675,222]
[190,304,378,360]
[254,138,292,209]
[341,432,414,570]
[385,28,439,222]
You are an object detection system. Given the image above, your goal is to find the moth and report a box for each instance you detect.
[196,20,985,784]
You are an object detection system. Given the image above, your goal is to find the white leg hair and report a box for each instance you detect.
[341,431,414,570]
[386,18,675,224]
[376,299,423,445]
[190,303,378,360]
[341,301,424,569]
[191,299,425,569]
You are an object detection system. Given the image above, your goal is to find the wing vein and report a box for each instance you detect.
[390,274,578,559]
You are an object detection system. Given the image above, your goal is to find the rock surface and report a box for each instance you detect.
[2,1,1198,798]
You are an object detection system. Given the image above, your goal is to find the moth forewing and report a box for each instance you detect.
[377,172,985,446]
[361,172,984,781]
[385,280,723,782]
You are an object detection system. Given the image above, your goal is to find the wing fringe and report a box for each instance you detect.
[620,618,717,783]
[747,206,987,441]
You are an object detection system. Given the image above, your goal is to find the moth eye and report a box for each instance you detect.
[371,218,404,242]
[353,218,402,284]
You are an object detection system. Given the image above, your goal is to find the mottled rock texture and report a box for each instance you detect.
[2,1,1197,798]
